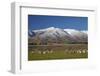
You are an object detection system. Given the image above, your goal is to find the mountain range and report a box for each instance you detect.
[28,27,88,45]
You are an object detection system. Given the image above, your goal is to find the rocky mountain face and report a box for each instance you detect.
[28,27,88,45]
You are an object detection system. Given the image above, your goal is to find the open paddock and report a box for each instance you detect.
[28,44,88,60]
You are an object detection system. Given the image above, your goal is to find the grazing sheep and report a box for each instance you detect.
[31,51,34,54]
[76,50,79,53]
[65,49,68,53]
[79,50,82,53]
[82,50,86,53]
[43,51,46,54]
[50,50,53,53]
[38,51,42,54]
[76,50,81,53]
[46,50,50,53]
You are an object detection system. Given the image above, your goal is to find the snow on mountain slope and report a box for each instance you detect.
[64,29,87,42]
[29,27,88,43]
[81,30,87,34]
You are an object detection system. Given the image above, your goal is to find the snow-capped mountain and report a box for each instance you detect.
[28,27,88,44]
[64,29,87,42]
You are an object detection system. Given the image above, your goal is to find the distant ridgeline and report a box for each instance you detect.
[28,27,88,45]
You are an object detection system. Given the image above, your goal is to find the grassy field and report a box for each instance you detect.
[28,44,88,61]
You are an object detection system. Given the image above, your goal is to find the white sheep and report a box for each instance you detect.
[79,50,82,53]
[38,51,42,54]
[82,50,86,53]
[31,51,34,54]
[43,51,46,54]
[50,50,53,53]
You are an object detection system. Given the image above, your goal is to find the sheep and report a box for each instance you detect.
[79,50,82,53]
[76,50,81,53]
[38,51,42,54]
[31,51,35,54]
[43,51,46,54]
[65,49,68,53]
[50,50,53,53]
[82,50,86,53]
[46,50,50,53]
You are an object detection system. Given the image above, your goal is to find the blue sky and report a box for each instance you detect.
[28,15,88,31]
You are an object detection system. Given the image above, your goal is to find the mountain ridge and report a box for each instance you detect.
[28,27,88,45]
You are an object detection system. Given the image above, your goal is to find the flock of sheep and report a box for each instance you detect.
[30,49,87,54]
[31,50,53,54]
